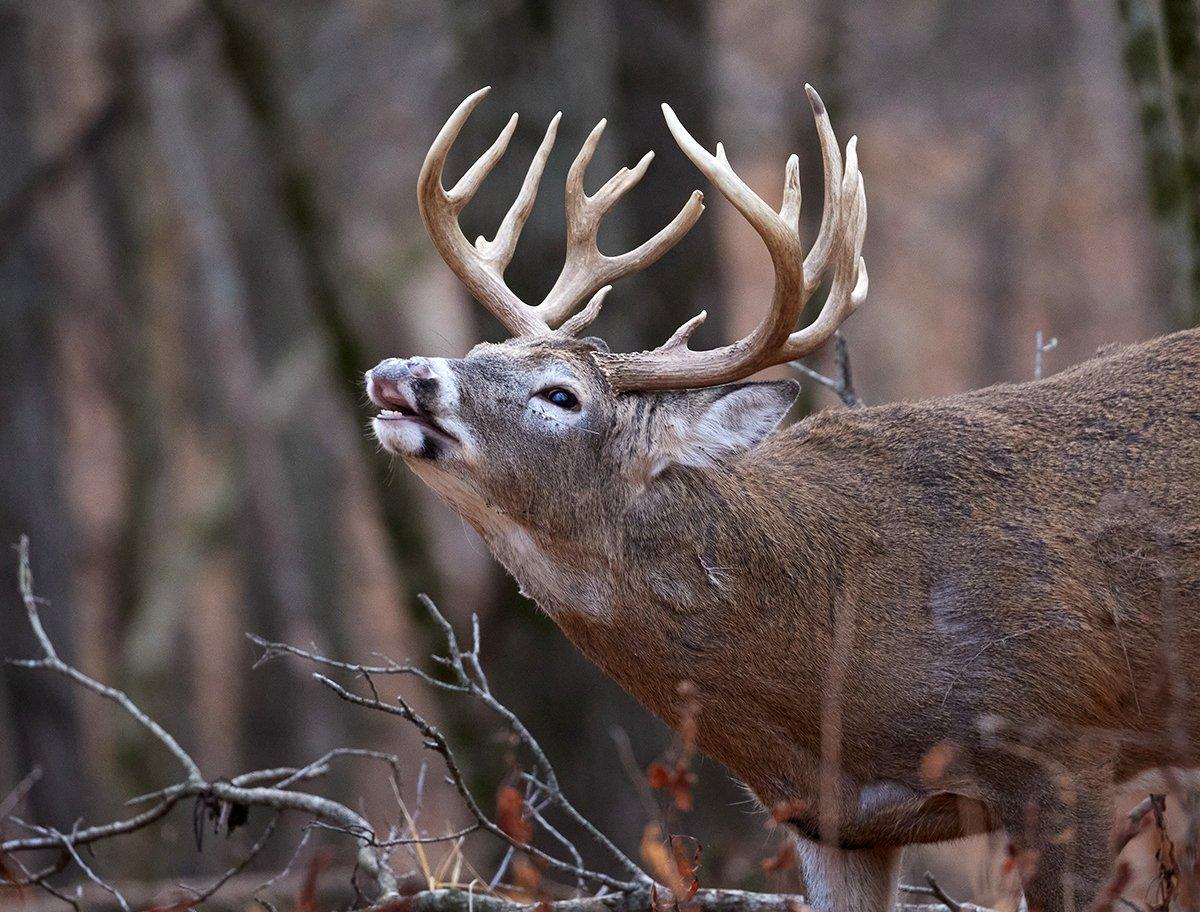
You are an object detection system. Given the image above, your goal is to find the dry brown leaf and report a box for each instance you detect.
[761,841,796,874]
[496,785,533,844]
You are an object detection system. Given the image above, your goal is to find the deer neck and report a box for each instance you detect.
[540,461,846,748]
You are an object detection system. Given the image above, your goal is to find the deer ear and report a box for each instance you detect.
[658,380,800,472]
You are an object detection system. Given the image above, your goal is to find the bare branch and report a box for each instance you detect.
[4,537,399,903]
[179,814,280,905]
[1033,330,1058,380]
[0,766,42,821]
[11,535,203,783]
[360,886,961,912]
[922,871,962,912]
[312,672,638,892]
[7,818,131,912]
[791,331,863,408]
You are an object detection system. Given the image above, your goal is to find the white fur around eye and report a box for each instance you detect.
[526,395,587,433]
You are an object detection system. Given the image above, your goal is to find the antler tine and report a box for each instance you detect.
[593,151,654,219]
[662,105,797,251]
[535,119,706,330]
[597,85,868,392]
[850,177,869,311]
[779,154,802,228]
[560,118,608,240]
[784,138,867,360]
[659,101,808,344]
[802,84,846,287]
[475,112,561,273]
[418,87,549,337]
[447,112,519,207]
[558,285,612,336]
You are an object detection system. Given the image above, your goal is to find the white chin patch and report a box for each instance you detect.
[373,416,431,457]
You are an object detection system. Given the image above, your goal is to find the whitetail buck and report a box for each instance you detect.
[366,86,1200,912]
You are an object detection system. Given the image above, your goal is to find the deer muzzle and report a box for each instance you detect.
[366,357,461,459]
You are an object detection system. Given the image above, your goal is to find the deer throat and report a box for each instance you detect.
[408,461,613,617]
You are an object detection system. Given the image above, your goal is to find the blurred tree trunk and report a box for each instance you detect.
[1117,0,1200,326]
[126,3,339,774]
[198,0,438,600]
[0,1,91,829]
[608,0,723,350]
[446,0,722,349]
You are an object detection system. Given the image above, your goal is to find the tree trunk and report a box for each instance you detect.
[0,0,91,831]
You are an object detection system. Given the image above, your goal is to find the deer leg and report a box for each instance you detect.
[990,767,1114,912]
[794,838,902,912]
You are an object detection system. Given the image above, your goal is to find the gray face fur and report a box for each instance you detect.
[366,335,798,613]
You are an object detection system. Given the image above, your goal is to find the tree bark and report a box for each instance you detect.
[0,0,91,832]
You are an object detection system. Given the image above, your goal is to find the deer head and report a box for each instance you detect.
[366,86,867,609]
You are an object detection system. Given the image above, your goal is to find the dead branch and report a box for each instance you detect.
[3,536,399,904]
[250,592,650,891]
[364,886,952,912]
[1033,330,1058,380]
[790,331,863,408]
[3,535,962,912]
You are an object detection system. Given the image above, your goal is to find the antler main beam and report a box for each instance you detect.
[597,85,868,392]
[418,87,705,337]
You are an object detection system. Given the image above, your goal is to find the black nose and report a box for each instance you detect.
[369,357,434,383]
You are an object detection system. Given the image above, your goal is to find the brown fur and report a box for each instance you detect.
[372,328,1200,911]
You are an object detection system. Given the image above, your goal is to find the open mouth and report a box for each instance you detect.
[376,405,456,442]
[369,385,459,455]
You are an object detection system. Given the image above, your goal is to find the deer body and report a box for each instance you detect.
[369,88,1200,911]
[561,328,1200,825]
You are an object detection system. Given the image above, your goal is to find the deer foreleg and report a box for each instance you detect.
[795,839,902,912]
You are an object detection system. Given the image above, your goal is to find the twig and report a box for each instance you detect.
[375,824,482,848]
[0,766,43,821]
[1033,330,1058,380]
[790,331,863,407]
[254,826,314,899]
[23,820,131,912]
[11,536,203,783]
[179,814,280,904]
[4,536,398,902]
[526,798,587,893]
[1116,794,1159,852]
[3,850,78,910]
[922,871,962,912]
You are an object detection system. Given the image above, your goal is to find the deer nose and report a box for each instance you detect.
[369,357,434,383]
[365,358,438,412]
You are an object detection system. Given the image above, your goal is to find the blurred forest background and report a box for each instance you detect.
[2,0,1199,908]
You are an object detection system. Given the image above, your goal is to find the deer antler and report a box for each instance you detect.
[418,87,705,337]
[598,85,868,391]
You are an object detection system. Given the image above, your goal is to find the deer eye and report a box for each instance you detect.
[538,387,580,410]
